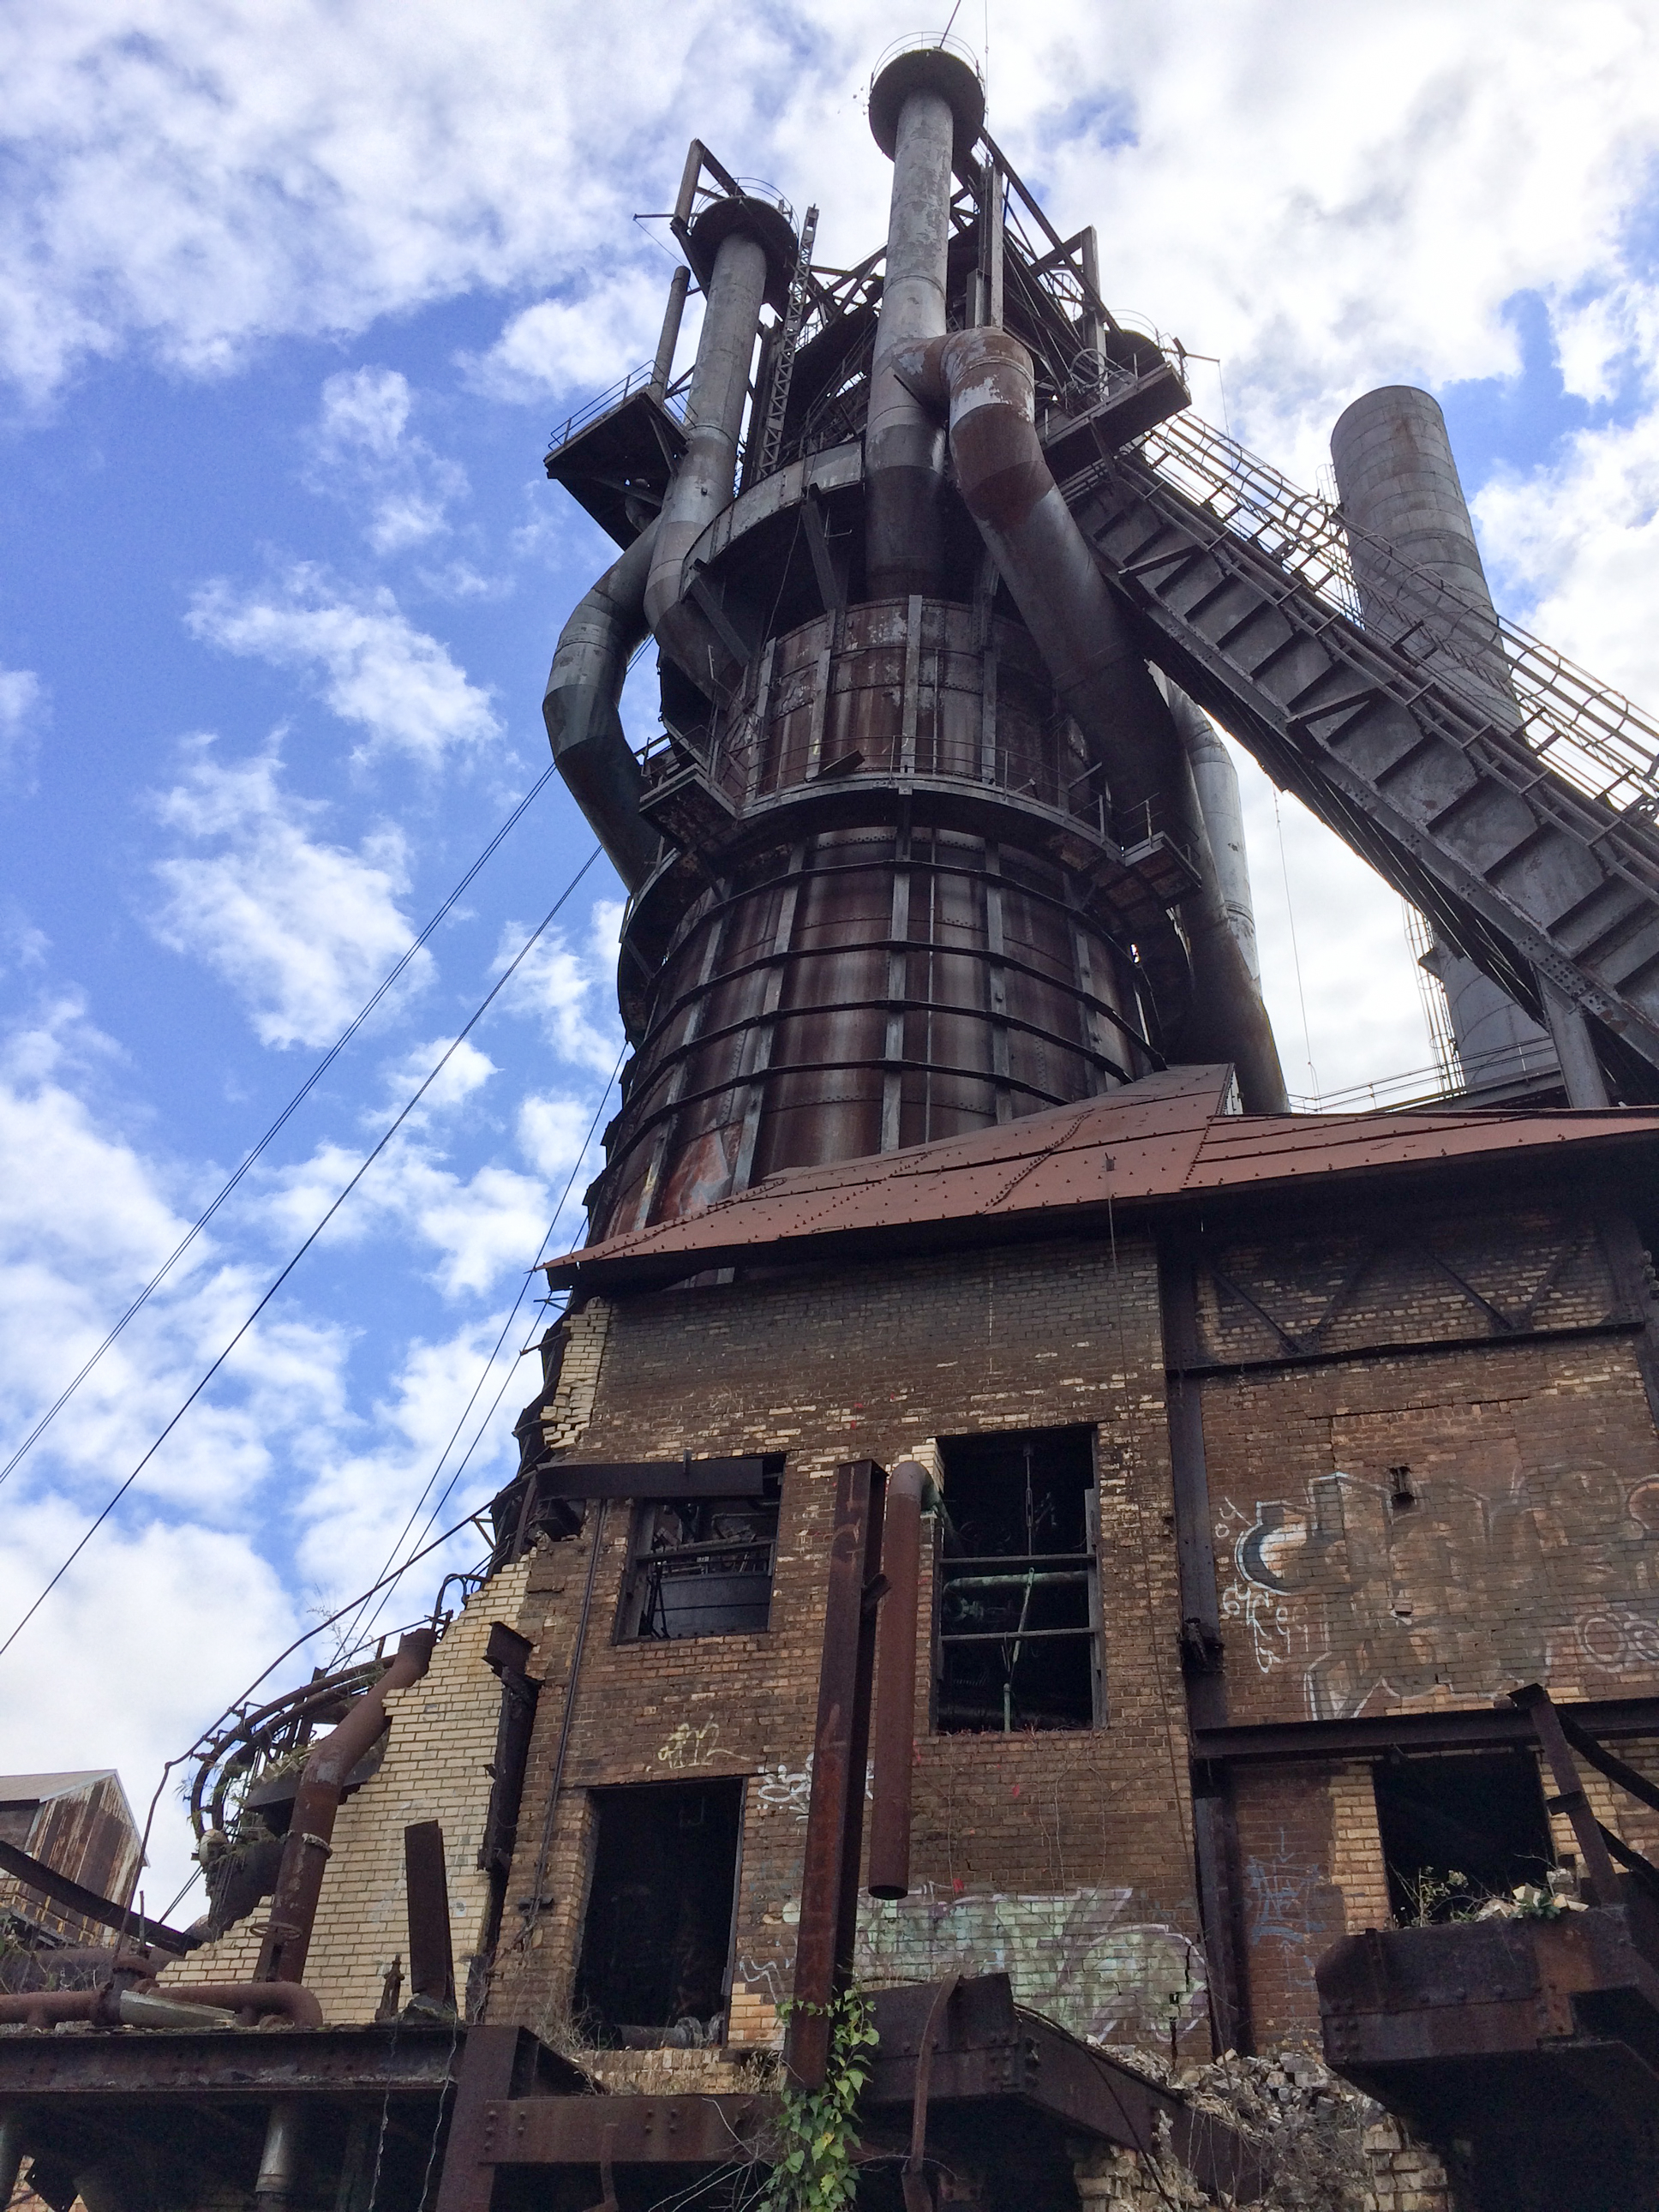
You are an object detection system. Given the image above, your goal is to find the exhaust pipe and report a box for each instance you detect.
[895,327,1288,1112]
[645,223,770,680]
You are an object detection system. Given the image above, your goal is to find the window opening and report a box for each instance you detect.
[573,1779,744,2047]
[1374,1749,1554,1921]
[617,1488,780,1640]
[935,1425,1099,1733]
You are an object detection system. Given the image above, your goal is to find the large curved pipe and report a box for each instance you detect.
[865,87,955,599]
[543,520,662,891]
[645,227,770,678]
[896,327,1288,1112]
[255,1628,436,1987]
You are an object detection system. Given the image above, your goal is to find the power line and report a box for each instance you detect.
[337,1036,627,1658]
[0,761,561,1496]
[0,847,601,1664]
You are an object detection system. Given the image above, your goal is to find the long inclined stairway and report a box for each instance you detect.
[1058,405,1659,1101]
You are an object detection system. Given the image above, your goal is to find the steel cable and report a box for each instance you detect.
[0,762,561,1495]
[0,848,601,1663]
[337,1034,627,1658]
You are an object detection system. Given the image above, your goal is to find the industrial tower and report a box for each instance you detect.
[7,40,1659,2212]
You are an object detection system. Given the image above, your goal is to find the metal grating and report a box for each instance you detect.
[1132,409,1659,821]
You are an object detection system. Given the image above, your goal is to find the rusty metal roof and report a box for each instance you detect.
[546,1065,1659,1292]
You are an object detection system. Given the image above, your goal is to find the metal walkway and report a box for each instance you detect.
[1061,408,1659,1098]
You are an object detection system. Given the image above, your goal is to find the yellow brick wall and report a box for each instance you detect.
[164,1557,534,2023]
[1329,1763,1391,1933]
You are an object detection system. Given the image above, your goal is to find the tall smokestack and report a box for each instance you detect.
[1330,387,1600,1104]
[865,47,984,599]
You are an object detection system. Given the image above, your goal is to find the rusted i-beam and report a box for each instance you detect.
[787,1459,885,2090]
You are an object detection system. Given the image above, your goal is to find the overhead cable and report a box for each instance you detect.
[0,847,601,1664]
[335,1034,627,1658]
[0,761,561,1495]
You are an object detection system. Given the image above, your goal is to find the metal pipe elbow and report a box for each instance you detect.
[165,1981,326,2029]
[893,327,1050,529]
[544,523,662,893]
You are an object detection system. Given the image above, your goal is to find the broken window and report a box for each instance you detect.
[617,1491,780,1640]
[934,1425,1099,1734]
[1374,1749,1554,1921]
[573,1779,743,2047]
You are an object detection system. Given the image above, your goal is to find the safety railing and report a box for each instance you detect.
[1129,409,1659,821]
[545,362,692,463]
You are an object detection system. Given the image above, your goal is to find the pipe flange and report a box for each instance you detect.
[868,44,985,177]
[685,195,799,315]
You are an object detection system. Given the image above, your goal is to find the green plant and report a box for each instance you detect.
[761,1987,878,2212]
[1392,1867,1482,1927]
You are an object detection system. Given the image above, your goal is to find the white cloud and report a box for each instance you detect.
[186,566,500,767]
[304,365,468,553]
[0,1498,301,1909]
[264,1129,551,1300]
[1474,410,1659,711]
[0,664,45,788]
[0,0,802,403]
[463,272,674,404]
[150,746,428,1048]
[0,994,350,1526]
[494,897,624,1077]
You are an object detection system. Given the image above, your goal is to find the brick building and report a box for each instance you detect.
[165,1064,1659,2133]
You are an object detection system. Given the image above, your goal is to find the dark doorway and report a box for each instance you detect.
[573,1779,743,2046]
[935,1425,1099,1734]
[1374,1749,1554,1921]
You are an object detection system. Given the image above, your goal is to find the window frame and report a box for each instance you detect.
[931,1424,1103,1735]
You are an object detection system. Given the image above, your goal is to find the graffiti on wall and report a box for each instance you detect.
[1241,1830,1345,1991]
[1220,1457,1659,1718]
[853,1884,1207,2051]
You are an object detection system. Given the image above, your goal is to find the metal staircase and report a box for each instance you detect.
[1057,406,1659,1099]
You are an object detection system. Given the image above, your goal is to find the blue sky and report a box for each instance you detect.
[4,0,1659,1914]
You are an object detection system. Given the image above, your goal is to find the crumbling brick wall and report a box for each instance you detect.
[487,1232,1207,2060]
[164,1557,536,2024]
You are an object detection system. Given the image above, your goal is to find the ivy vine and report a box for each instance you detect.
[761,1987,878,2212]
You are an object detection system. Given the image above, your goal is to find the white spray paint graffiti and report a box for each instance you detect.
[1222,1463,1659,1718]
[755,1754,872,1820]
[655,1720,726,1770]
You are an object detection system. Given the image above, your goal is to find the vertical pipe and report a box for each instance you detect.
[645,227,769,644]
[865,89,955,600]
[0,2110,25,2209]
[255,2101,305,2209]
[1331,387,1568,1097]
[649,265,691,401]
[868,1460,925,1899]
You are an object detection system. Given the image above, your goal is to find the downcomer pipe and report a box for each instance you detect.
[543,519,662,891]
[645,224,770,676]
[1165,685,1261,986]
[255,1628,436,1987]
[896,327,1288,1111]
